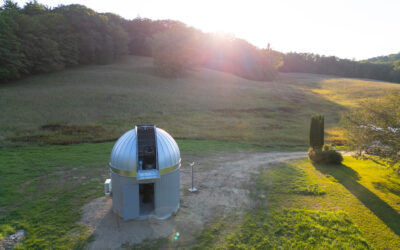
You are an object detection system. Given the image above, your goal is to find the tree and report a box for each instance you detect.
[309,114,324,150]
[22,0,46,16]
[0,1,132,82]
[16,11,64,73]
[0,1,280,82]
[342,91,400,166]
[2,0,19,11]
[0,7,24,80]
[308,114,342,164]
[264,49,284,70]
[54,4,127,65]
[150,24,200,77]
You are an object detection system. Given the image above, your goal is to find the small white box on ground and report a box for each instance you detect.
[104,179,112,196]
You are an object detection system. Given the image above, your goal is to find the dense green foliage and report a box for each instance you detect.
[150,23,201,77]
[309,115,343,164]
[280,52,400,83]
[0,3,24,79]
[131,20,279,80]
[0,1,130,81]
[1,1,399,83]
[367,52,400,63]
[0,1,278,82]
[308,147,343,165]
[309,114,324,150]
[342,91,400,167]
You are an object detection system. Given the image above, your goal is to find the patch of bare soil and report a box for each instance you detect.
[80,151,305,249]
[339,151,357,156]
[0,230,25,250]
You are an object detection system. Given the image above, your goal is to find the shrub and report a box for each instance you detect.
[309,115,324,150]
[308,147,343,165]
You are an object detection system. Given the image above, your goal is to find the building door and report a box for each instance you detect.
[139,183,155,216]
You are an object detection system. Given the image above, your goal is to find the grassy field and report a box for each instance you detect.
[0,140,260,249]
[1,56,400,249]
[4,143,399,249]
[192,157,400,249]
[1,56,399,148]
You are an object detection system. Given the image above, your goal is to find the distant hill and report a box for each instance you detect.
[1,56,400,148]
[366,52,400,63]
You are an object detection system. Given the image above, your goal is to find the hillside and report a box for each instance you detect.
[1,56,400,249]
[1,56,400,149]
[366,52,400,63]
[2,2,400,249]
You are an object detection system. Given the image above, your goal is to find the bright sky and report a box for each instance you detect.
[14,0,400,60]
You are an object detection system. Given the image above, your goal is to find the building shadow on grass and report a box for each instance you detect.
[313,162,400,236]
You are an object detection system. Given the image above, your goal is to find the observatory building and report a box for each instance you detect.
[105,125,181,220]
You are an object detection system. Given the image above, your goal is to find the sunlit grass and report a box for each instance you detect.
[290,157,400,249]
[193,157,400,249]
[325,126,347,148]
[310,78,400,107]
[193,160,369,249]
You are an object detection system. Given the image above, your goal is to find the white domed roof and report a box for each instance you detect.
[109,127,181,175]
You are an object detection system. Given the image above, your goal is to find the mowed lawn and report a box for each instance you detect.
[1,56,399,148]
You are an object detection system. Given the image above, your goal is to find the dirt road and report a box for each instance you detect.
[80,151,306,249]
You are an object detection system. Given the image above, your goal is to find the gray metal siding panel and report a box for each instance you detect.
[111,172,123,215]
[155,169,180,218]
[112,171,140,220]
[122,184,140,220]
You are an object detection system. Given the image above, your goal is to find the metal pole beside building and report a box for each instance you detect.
[188,162,197,192]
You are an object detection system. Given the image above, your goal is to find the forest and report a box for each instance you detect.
[280,52,400,83]
[367,52,400,63]
[1,0,400,83]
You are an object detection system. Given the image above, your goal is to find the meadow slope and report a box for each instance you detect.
[1,56,400,249]
[1,56,399,149]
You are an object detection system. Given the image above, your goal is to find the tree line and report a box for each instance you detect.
[0,1,277,82]
[0,1,130,81]
[279,52,400,83]
[1,1,399,83]
[367,52,400,63]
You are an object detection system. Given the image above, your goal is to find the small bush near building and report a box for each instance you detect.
[308,147,343,165]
